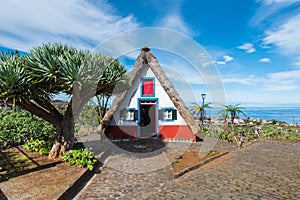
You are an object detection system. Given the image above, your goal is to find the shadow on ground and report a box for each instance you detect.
[0,189,8,200]
[58,161,103,200]
[0,146,62,182]
[79,134,175,159]
[112,138,167,153]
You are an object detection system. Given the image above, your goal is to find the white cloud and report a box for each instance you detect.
[222,75,262,85]
[0,0,139,51]
[224,55,234,62]
[259,58,271,62]
[258,0,300,5]
[264,71,299,90]
[252,0,300,55]
[155,1,196,37]
[222,87,300,106]
[216,55,234,65]
[263,13,300,55]
[293,61,300,67]
[158,13,196,37]
[267,69,300,80]
[223,70,300,91]
[251,0,299,27]
[237,43,256,53]
[216,61,226,65]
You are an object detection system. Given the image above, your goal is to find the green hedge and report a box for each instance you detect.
[0,108,55,148]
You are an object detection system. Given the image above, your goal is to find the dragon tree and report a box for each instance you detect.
[0,43,127,158]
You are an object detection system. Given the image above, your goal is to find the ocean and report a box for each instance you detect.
[206,107,300,124]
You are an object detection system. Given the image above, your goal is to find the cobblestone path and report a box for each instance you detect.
[75,140,300,199]
[147,140,300,199]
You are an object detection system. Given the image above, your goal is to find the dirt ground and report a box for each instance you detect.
[0,146,86,200]
[171,150,224,172]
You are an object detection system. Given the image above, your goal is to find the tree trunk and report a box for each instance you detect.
[48,117,75,159]
[223,118,228,132]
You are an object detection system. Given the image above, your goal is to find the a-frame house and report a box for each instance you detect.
[101,46,200,141]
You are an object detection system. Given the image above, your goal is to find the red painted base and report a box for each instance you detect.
[158,125,195,141]
[108,126,137,139]
[108,125,195,141]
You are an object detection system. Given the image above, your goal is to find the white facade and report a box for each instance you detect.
[110,66,187,127]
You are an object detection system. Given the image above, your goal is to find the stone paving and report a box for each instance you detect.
[75,135,300,200]
[146,140,300,200]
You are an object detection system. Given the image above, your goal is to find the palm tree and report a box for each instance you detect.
[219,108,229,131]
[0,44,128,158]
[220,104,247,125]
[190,102,212,122]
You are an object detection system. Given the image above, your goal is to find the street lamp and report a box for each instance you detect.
[201,93,206,127]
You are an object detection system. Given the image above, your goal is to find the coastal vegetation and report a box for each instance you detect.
[188,101,299,145]
[198,104,300,145]
[260,123,299,140]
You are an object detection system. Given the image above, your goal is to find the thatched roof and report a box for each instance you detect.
[101,46,200,135]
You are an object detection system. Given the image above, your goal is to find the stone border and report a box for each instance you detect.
[172,151,229,179]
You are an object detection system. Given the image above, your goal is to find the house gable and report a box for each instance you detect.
[101,46,200,140]
[111,66,188,126]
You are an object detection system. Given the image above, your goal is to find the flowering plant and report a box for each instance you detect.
[23,138,50,155]
[61,146,97,171]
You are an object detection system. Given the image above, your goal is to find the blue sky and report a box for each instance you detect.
[0,0,300,106]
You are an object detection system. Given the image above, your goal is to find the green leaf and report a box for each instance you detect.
[87,164,93,171]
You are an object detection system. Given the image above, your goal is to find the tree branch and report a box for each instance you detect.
[19,101,61,126]
[34,98,63,121]
[72,84,107,120]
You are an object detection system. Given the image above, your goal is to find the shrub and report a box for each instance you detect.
[0,108,55,148]
[260,124,300,141]
[61,145,97,171]
[23,138,51,155]
[201,128,220,138]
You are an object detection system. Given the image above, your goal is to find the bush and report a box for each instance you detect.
[76,103,99,130]
[201,128,220,138]
[260,124,300,141]
[220,131,235,142]
[0,108,55,148]
[23,138,51,155]
[61,144,97,171]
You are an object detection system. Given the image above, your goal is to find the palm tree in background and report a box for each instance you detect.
[220,104,247,125]
[190,102,212,121]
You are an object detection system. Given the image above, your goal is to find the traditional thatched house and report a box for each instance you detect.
[101,46,200,141]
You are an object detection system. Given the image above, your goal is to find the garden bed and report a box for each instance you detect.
[0,146,87,199]
[171,150,228,178]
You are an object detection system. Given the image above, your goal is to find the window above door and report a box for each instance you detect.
[141,77,155,97]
